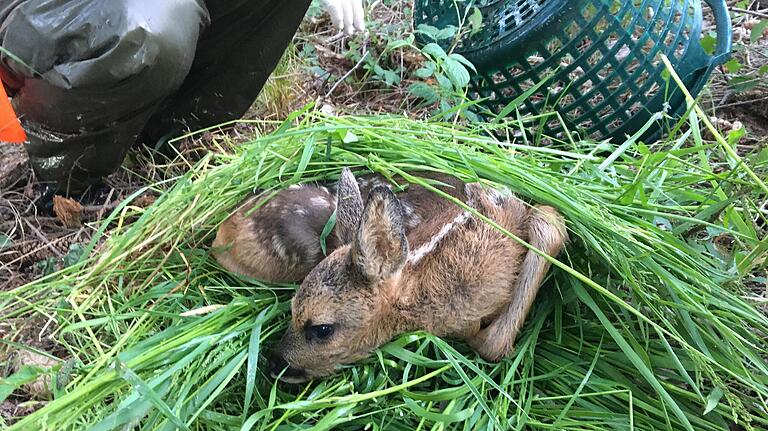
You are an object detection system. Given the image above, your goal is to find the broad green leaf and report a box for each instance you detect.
[700,33,716,55]
[469,7,483,36]
[340,130,359,144]
[724,59,742,73]
[435,72,453,90]
[421,43,447,60]
[415,67,434,79]
[449,53,476,73]
[385,36,413,52]
[729,75,761,92]
[750,20,767,43]
[442,57,470,89]
[409,82,440,103]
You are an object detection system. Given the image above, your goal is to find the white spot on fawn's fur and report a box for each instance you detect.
[401,202,421,228]
[272,235,288,259]
[406,213,422,228]
[407,211,472,265]
[310,197,331,208]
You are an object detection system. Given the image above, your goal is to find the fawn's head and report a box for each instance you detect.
[269,169,409,382]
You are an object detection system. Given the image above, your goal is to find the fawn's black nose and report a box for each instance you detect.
[268,353,288,375]
[268,353,306,381]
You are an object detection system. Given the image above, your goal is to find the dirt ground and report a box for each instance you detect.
[1,1,767,423]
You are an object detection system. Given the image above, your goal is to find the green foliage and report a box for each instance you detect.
[34,243,87,277]
[301,3,481,120]
[0,366,46,404]
[408,29,478,118]
[718,2,767,93]
[1,108,766,430]
[751,20,768,43]
[342,26,478,120]
[0,233,11,249]
[468,7,484,36]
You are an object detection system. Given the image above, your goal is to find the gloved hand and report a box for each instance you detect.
[319,0,365,35]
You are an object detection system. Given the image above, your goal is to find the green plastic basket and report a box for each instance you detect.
[414,0,732,141]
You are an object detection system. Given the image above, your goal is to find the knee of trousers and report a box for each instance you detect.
[1,0,209,190]
[2,0,210,130]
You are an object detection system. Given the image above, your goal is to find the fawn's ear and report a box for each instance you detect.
[352,186,408,281]
[335,168,364,244]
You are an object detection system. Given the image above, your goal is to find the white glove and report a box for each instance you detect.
[319,0,365,35]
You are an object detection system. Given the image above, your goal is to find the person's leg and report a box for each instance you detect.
[0,0,209,194]
[141,0,312,144]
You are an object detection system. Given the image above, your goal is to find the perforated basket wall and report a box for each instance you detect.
[414,0,731,141]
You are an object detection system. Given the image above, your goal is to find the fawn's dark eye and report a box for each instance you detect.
[307,324,335,341]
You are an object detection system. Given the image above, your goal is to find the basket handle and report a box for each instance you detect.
[642,1,730,137]
[682,0,733,96]
[703,0,732,65]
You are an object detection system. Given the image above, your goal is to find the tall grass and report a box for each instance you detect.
[1,109,766,430]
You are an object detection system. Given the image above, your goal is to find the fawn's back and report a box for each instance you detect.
[399,184,532,337]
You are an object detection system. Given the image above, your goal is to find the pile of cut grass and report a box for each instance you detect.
[1,108,767,430]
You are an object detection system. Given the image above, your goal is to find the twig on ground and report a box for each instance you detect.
[323,39,370,100]
[731,7,768,20]
[22,218,63,259]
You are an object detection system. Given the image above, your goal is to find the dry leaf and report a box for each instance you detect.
[53,196,83,228]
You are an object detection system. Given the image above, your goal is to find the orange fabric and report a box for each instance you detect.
[0,83,26,143]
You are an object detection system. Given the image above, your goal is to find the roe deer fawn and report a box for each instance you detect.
[252,169,567,383]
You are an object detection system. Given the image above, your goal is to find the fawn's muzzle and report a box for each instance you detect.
[268,352,307,383]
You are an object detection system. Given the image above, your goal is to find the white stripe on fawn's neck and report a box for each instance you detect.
[406,211,471,265]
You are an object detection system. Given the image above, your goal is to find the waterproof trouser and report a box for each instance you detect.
[0,0,311,193]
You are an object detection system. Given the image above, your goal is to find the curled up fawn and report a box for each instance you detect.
[213,168,567,383]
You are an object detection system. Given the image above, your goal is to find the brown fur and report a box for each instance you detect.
[213,170,466,283]
[267,170,567,382]
[212,186,338,283]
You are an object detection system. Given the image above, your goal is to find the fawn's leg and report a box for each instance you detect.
[469,205,567,361]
